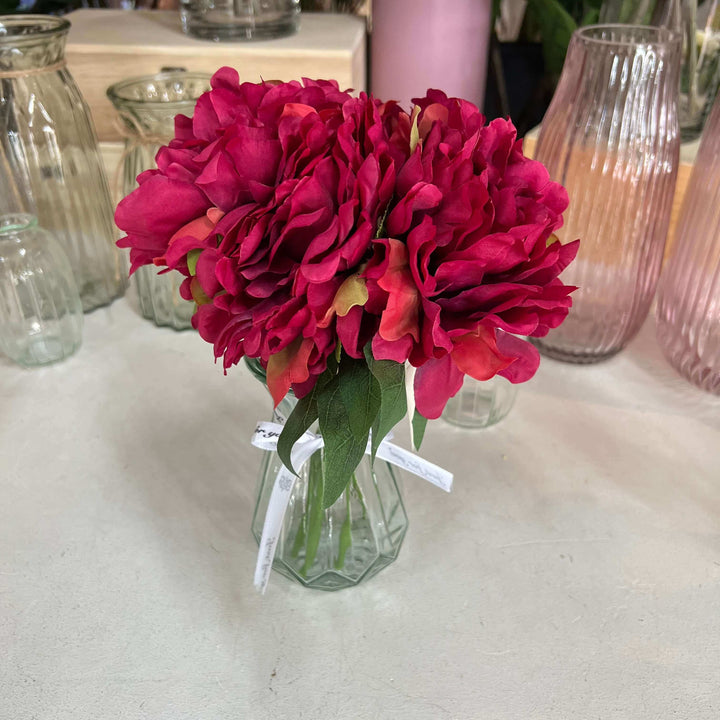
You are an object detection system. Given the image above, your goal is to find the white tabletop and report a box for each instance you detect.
[2,294,719,719]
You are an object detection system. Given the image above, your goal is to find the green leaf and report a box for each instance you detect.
[364,344,406,463]
[526,0,577,76]
[317,357,380,508]
[412,410,428,451]
[277,366,336,475]
[337,356,381,440]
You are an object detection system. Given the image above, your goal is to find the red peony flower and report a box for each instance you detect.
[115,72,580,507]
[116,69,411,405]
[116,72,578,432]
[357,90,579,418]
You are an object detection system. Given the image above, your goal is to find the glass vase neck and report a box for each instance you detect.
[575,24,680,52]
[0,16,69,72]
[107,72,211,137]
[0,213,37,237]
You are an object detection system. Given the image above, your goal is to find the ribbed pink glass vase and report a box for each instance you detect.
[656,94,720,394]
[533,26,681,363]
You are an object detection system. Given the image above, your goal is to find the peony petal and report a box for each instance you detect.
[495,331,540,383]
[377,239,420,343]
[450,326,514,381]
[413,354,464,419]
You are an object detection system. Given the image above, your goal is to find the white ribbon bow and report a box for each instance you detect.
[250,421,453,593]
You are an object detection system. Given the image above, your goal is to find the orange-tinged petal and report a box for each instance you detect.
[190,277,212,305]
[266,337,313,407]
[281,103,318,119]
[168,207,224,248]
[451,326,514,381]
[377,239,420,342]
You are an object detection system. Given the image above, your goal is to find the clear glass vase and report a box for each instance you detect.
[107,71,211,330]
[441,374,518,429]
[180,0,300,41]
[250,386,409,591]
[0,214,83,366]
[0,15,126,312]
[656,92,720,394]
[533,25,681,363]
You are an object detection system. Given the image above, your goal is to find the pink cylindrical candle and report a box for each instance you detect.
[371,0,492,111]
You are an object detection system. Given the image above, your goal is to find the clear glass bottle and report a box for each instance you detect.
[180,0,300,42]
[532,25,682,363]
[107,71,211,330]
[442,374,518,429]
[656,92,720,394]
[0,15,126,312]
[0,214,82,366]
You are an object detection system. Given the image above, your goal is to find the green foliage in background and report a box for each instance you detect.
[493,0,603,76]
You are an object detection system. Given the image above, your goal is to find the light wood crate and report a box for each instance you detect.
[66,9,367,142]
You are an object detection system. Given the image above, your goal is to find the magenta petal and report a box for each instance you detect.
[414,354,464,419]
[115,176,210,238]
[495,332,540,383]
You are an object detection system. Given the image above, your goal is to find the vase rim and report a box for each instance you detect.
[107,71,212,109]
[0,15,70,46]
[576,24,681,50]
[0,213,37,236]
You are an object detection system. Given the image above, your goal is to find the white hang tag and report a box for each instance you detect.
[251,423,323,594]
[375,440,453,493]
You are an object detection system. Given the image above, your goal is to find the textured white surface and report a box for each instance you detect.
[1,296,719,719]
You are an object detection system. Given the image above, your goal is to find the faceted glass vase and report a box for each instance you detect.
[442,374,518,429]
[251,393,409,591]
[0,214,83,366]
[0,15,126,312]
[107,71,211,330]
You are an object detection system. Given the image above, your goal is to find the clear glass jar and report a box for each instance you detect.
[441,374,518,429]
[656,92,720,394]
[532,25,681,363]
[107,71,211,330]
[180,0,300,42]
[0,214,82,366]
[0,15,126,312]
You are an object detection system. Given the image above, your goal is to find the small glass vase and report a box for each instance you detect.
[656,92,720,394]
[107,71,211,330]
[180,0,300,42]
[247,361,409,590]
[532,25,681,363]
[441,374,518,429]
[0,214,83,366]
[0,15,126,313]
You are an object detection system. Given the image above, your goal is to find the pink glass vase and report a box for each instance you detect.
[370,0,491,111]
[532,25,681,363]
[656,94,720,394]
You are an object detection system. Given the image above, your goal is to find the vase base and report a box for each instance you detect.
[532,340,623,365]
[268,539,406,591]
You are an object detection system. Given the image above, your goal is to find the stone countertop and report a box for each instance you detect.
[1,294,719,719]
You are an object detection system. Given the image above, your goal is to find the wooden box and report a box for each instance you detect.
[66,9,367,142]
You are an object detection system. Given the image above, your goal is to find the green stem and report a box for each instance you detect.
[335,489,353,570]
[300,451,325,577]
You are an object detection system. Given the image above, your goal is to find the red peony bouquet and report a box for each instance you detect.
[116,68,578,508]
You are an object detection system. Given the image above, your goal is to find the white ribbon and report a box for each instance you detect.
[250,421,453,593]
